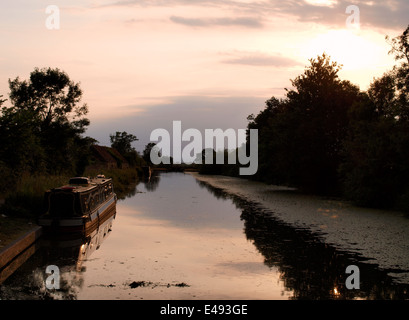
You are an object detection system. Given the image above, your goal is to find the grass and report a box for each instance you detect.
[0,174,69,249]
[0,174,69,218]
[0,167,142,218]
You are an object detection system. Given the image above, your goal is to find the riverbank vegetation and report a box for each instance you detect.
[0,69,146,220]
[200,25,409,211]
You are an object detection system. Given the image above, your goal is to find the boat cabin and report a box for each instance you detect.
[43,176,115,218]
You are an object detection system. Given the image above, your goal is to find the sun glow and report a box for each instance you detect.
[300,28,396,89]
[304,29,385,70]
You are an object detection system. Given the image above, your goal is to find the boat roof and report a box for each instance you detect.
[50,176,113,193]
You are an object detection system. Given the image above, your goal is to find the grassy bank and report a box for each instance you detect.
[0,174,69,250]
[0,167,141,249]
[0,167,142,219]
[0,174,69,218]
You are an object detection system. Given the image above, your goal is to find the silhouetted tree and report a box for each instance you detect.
[110,131,141,166]
[248,54,360,194]
[0,68,92,177]
[385,24,409,120]
[110,131,138,154]
[8,67,89,132]
[0,104,45,173]
[340,26,409,209]
[142,142,157,165]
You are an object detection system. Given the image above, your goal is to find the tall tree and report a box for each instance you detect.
[143,142,158,165]
[386,24,409,63]
[110,131,140,166]
[1,68,91,175]
[340,26,409,209]
[385,25,409,120]
[248,54,360,193]
[110,131,138,155]
[8,67,89,132]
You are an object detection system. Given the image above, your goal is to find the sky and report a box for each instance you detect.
[0,0,408,151]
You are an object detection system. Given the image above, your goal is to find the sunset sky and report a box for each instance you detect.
[1,0,407,150]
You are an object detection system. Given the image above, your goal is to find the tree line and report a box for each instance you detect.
[1,25,408,212]
[203,25,409,211]
[0,68,146,197]
[0,68,90,192]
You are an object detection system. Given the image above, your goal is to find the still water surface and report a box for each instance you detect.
[1,172,409,299]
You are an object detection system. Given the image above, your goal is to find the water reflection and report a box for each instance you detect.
[0,215,115,300]
[122,172,245,230]
[118,172,161,200]
[143,172,160,192]
[2,172,409,300]
[196,179,409,300]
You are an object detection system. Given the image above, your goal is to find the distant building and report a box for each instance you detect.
[88,145,130,170]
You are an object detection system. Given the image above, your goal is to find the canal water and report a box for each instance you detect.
[1,172,409,300]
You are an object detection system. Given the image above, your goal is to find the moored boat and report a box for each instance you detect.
[38,175,117,234]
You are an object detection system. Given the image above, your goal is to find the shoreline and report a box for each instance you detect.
[0,226,42,284]
[189,172,409,284]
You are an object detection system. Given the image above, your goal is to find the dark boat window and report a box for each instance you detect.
[48,192,78,217]
[69,177,89,185]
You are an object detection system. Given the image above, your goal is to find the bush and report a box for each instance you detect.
[0,174,69,218]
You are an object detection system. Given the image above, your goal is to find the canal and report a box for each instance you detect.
[1,172,409,299]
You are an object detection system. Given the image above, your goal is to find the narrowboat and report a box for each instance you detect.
[38,175,117,234]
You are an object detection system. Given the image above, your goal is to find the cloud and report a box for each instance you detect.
[222,52,302,67]
[270,0,409,31]
[169,15,263,28]
[99,0,225,7]
[99,0,409,30]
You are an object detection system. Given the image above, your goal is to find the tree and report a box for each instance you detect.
[385,25,409,120]
[339,26,409,209]
[110,131,138,155]
[0,104,45,173]
[340,91,409,209]
[248,54,360,193]
[1,68,92,176]
[110,131,141,166]
[143,142,158,165]
[386,24,409,63]
[8,67,89,132]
